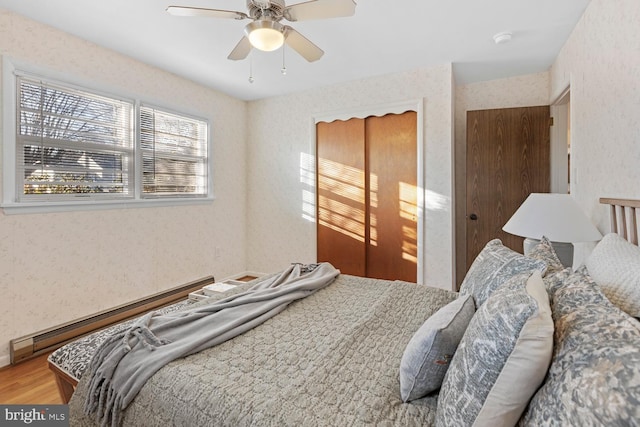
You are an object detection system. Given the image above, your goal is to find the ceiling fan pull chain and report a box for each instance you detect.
[248,56,255,83]
[281,46,287,76]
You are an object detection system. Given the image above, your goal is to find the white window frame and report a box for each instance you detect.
[15,74,136,202]
[138,104,209,199]
[1,59,214,214]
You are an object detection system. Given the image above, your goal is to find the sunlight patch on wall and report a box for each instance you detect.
[300,152,316,222]
[301,189,315,222]
[300,152,316,187]
[425,189,449,212]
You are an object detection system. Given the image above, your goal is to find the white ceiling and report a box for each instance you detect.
[0,0,591,101]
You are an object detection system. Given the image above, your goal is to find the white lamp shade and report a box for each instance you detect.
[503,193,602,243]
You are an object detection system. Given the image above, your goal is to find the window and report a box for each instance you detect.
[17,76,134,201]
[2,65,211,213]
[140,106,208,198]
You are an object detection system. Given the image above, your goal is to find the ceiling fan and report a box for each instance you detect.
[167,0,357,62]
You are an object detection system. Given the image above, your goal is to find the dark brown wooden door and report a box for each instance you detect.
[466,106,550,269]
[316,112,417,281]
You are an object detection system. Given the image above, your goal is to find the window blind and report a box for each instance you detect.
[17,76,134,200]
[140,106,208,197]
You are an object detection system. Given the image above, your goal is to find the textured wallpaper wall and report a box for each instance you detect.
[550,0,640,264]
[3,0,634,368]
[245,65,455,290]
[454,72,550,284]
[0,10,248,365]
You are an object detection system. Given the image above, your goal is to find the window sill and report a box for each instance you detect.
[1,196,215,215]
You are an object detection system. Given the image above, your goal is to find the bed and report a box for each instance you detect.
[50,197,640,426]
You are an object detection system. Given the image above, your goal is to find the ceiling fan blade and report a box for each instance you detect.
[228,36,253,60]
[283,0,356,22]
[166,6,248,20]
[283,26,324,62]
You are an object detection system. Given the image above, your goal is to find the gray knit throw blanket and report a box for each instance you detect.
[84,262,340,427]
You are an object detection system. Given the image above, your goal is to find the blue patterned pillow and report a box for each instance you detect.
[527,236,565,276]
[436,271,553,427]
[519,269,640,426]
[399,294,475,402]
[460,239,547,307]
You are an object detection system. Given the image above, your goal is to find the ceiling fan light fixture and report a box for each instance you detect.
[245,20,285,51]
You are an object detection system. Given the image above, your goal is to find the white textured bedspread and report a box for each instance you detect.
[69,274,457,426]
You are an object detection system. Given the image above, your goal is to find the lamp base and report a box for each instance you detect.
[523,238,573,268]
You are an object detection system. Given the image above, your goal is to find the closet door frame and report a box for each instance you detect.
[312,99,425,283]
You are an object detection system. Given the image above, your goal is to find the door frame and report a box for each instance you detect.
[550,86,570,194]
[310,99,425,283]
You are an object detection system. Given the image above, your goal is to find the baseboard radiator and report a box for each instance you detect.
[10,275,215,364]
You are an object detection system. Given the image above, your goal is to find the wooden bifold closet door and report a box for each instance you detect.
[316,111,417,282]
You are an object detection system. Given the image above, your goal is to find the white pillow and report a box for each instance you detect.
[436,271,554,427]
[399,294,475,402]
[585,232,640,318]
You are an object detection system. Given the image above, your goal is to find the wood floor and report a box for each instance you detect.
[0,278,262,406]
[0,352,62,404]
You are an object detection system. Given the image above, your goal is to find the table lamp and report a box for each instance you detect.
[502,193,602,267]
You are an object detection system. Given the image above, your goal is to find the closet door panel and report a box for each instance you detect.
[366,112,418,282]
[316,119,367,276]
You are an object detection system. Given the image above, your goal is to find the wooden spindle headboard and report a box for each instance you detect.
[600,198,640,246]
